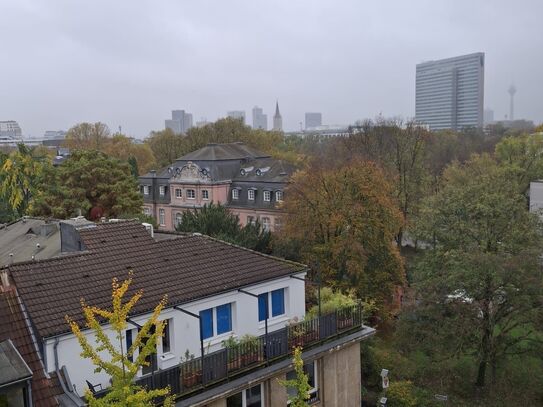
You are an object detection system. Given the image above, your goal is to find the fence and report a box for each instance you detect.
[132,304,364,397]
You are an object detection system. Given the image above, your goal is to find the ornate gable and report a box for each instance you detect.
[171,161,211,183]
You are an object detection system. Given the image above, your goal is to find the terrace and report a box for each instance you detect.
[95,304,367,402]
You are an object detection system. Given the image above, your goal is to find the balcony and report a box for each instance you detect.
[97,304,366,401]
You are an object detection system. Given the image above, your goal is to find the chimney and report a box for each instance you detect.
[150,170,156,177]
[142,223,154,238]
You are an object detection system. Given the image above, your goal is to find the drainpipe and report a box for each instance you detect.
[54,338,85,406]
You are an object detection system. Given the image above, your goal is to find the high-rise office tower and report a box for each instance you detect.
[227,111,246,124]
[273,101,282,131]
[252,106,268,130]
[305,112,322,130]
[416,52,484,131]
[166,110,193,134]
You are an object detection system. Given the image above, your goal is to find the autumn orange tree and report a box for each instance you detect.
[66,274,173,406]
[282,160,404,306]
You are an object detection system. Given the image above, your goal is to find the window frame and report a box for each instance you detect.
[143,207,150,216]
[232,189,239,200]
[175,188,182,198]
[226,383,263,407]
[161,319,172,354]
[248,189,255,201]
[202,189,209,200]
[186,189,196,199]
[271,288,285,317]
[275,191,283,202]
[263,190,271,202]
[261,217,270,231]
[159,185,166,196]
[143,185,150,195]
[175,212,182,227]
[158,209,165,226]
[200,303,234,340]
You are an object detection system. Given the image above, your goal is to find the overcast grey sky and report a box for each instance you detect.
[1,0,541,138]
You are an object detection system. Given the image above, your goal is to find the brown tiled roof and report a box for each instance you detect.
[6,222,307,339]
[0,288,59,406]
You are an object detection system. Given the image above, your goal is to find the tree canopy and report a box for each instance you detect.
[32,150,143,220]
[176,203,271,253]
[0,144,50,217]
[281,160,404,306]
[408,154,543,388]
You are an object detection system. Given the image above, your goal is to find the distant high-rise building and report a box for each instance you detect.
[484,109,494,124]
[273,101,282,131]
[0,120,22,139]
[166,110,193,134]
[305,112,322,130]
[416,52,484,131]
[252,106,267,130]
[227,111,246,124]
[508,85,516,121]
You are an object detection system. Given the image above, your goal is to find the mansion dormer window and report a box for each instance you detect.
[275,191,283,202]
[232,189,239,200]
[263,191,271,202]
[143,185,150,195]
[187,189,196,199]
[159,185,166,196]
[248,189,255,201]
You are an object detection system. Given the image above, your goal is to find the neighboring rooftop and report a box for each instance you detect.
[6,221,307,339]
[0,218,62,266]
[0,339,32,387]
[0,289,60,406]
[177,142,270,162]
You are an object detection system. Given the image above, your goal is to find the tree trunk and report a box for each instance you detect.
[475,358,487,387]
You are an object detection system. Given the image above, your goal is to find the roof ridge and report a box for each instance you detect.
[2,250,92,270]
[157,231,308,270]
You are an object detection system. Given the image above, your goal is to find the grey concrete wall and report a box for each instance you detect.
[322,342,361,407]
[268,373,289,407]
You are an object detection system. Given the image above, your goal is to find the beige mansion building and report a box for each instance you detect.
[139,143,295,232]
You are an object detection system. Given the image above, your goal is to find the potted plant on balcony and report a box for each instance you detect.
[180,350,202,389]
[239,334,260,365]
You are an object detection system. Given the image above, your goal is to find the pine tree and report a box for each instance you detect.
[66,274,174,406]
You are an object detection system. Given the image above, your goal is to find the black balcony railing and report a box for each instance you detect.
[98,304,364,400]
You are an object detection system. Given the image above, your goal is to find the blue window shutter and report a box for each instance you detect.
[200,308,214,339]
[216,304,232,335]
[258,293,268,321]
[271,289,285,317]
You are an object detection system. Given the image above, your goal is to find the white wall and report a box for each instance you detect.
[45,273,306,395]
[530,181,543,216]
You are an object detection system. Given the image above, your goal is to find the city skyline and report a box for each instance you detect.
[1,0,542,138]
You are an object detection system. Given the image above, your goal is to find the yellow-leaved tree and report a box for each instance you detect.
[66,274,173,406]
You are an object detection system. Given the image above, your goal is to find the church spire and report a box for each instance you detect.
[273,100,283,131]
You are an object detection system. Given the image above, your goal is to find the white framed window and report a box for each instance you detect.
[248,189,255,201]
[175,213,182,226]
[143,207,150,216]
[232,189,239,200]
[159,185,166,196]
[286,360,318,404]
[159,209,165,226]
[175,188,182,198]
[226,383,263,407]
[202,190,209,200]
[263,191,271,202]
[161,319,173,354]
[187,189,196,199]
[200,303,233,340]
[275,191,283,202]
[262,217,270,231]
[143,185,150,195]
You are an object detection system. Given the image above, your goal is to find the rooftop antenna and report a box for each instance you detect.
[508,85,516,121]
